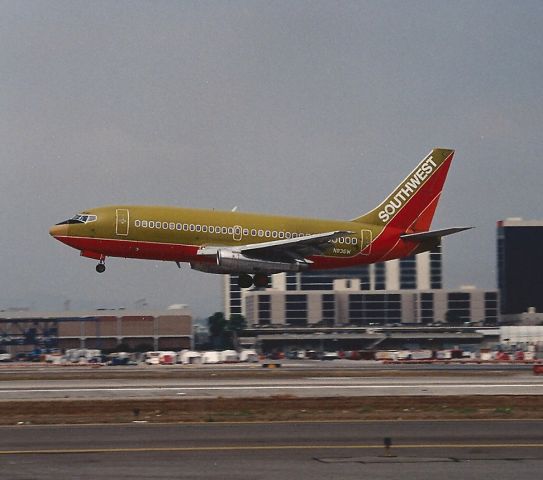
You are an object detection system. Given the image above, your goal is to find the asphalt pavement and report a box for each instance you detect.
[1,420,542,479]
[1,369,542,399]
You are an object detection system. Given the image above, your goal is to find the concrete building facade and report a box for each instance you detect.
[243,287,498,327]
[0,309,193,353]
[225,247,443,318]
[223,244,500,327]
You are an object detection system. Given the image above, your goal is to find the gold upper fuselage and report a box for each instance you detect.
[51,205,381,259]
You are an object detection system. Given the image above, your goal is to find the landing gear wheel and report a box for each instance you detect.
[96,263,106,273]
[238,273,253,289]
[253,273,269,288]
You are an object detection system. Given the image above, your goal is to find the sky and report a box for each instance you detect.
[2,0,543,318]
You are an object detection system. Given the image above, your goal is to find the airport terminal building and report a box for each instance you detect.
[0,308,193,353]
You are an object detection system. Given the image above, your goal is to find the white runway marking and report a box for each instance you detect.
[1,383,543,393]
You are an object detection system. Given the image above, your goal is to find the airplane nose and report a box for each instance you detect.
[49,224,69,237]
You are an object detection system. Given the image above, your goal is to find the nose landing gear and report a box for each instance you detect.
[96,258,106,273]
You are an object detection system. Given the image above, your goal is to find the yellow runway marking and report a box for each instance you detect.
[1,444,543,455]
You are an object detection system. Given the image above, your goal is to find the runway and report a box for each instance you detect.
[1,420,542,479]
[1,369,542,400]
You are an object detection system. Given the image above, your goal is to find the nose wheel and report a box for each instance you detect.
[96,261,106,273]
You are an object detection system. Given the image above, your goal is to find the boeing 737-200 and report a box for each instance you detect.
[49,148,471,288]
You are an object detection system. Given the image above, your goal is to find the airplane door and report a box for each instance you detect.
[233,225,243,242]
[360,229,372,255]
[116,209,130,236]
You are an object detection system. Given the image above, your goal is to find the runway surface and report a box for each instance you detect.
[1,369,542,400]
[1,420,542,479]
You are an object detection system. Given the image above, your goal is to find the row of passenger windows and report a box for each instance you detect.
[133,219,358,244]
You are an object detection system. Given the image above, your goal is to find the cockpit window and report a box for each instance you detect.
[72,214,97,223]
[56,214,97,225]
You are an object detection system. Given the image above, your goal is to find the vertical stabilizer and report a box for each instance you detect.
[353,148,454,232]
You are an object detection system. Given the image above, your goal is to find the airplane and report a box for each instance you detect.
[49,148,471,288]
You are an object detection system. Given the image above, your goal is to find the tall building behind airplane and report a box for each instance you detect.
[497,219,543,315]
[224,247,443,318]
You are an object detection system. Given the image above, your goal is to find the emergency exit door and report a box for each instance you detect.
[116,209,130,236]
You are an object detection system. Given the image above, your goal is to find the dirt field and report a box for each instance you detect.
[0,365,521,382]
[1,395,542,425]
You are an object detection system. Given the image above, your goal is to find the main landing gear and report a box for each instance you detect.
[238,273,269,289]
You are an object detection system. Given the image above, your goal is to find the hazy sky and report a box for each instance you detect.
[2,1,542,318]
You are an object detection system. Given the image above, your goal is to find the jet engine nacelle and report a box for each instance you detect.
[215,249,306,274]
[191,247,310,275]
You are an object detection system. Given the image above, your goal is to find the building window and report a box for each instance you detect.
[420,292,434,324]
[348,293,401,326]
[400,256,417,289]
[258,295,271,322]
[430,244,443,289]
[484,291,498,324]
[285,294,307,327]
[322,294,335,322]
[446,292,470,323]
[374,263,386,290]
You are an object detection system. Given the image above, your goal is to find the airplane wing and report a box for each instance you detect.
[400,226,473,242]
[197,230,353,264]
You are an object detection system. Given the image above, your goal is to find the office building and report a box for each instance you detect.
[225,246,443,318]
[243,287,498,327]
[497,219,543,315]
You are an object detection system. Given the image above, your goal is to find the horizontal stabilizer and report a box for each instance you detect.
[400,227,473,242]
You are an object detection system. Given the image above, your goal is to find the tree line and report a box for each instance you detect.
[207,312,247,350]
